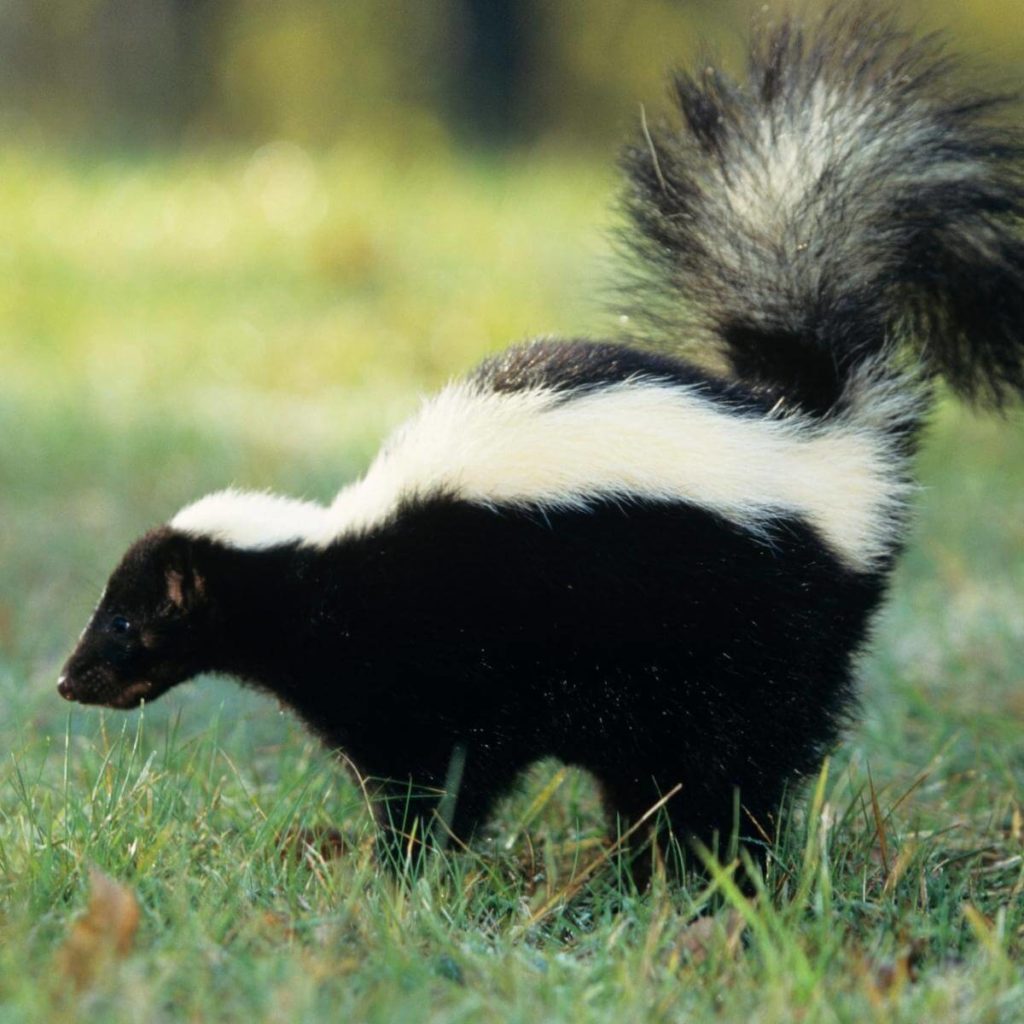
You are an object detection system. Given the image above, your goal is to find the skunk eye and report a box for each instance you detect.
[109,615,133,635]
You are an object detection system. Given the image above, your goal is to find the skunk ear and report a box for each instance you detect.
[166,568,188,608]
[162,535,205,609]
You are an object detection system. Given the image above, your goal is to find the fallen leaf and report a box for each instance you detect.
[860,940,924,1003]
[278,826,350,864]
[56,867,140,990]
[258,910,300,942]
[675,909,746,967]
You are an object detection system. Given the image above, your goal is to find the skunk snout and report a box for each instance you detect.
[56,659,95,703]
[57,652,113,705]
[57,646,158,709]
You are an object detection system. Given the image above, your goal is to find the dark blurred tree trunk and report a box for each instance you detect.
[169,0,224,139]
[449,0,533,144]
[88,0,224,144]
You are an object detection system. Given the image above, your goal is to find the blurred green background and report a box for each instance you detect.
[2,0,1024,722]
[2,4,1024,1018]
[2,0,1024,149]
[0,0,1022,719]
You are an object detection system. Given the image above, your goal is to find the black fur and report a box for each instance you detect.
[60,6,1024,876]
[474,337,773,415]
[62,500,882,866]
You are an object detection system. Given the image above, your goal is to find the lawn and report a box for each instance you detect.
[1,143,1023,1022]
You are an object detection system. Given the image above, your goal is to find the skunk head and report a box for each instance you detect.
[59,528,212,709]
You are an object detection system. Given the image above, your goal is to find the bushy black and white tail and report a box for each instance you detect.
[621,4,1024,414]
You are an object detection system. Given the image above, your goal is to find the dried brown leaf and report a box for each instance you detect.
[278,826,350,864]
[860,941,924,1004]
[56,867,140,990]
[259,910,301,942]
[675,909,746,967]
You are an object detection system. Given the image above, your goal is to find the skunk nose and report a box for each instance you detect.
[57,674,74,700]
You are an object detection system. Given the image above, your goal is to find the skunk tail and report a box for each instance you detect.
[620,4,1024,416]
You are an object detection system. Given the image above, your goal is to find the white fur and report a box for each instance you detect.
[714,82,948,305]
[171,376,914,571]
[172,490,328,550]
[726,82,845,228]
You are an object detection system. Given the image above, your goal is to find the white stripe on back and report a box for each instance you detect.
[172,378,913,570]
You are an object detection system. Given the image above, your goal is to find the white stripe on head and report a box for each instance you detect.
[173,376,915,571]
[171,489,329,550]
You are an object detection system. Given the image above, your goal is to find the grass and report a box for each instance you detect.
[1,142,1024,1022]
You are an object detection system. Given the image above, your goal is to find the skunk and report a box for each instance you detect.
[59,6,1024,872]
